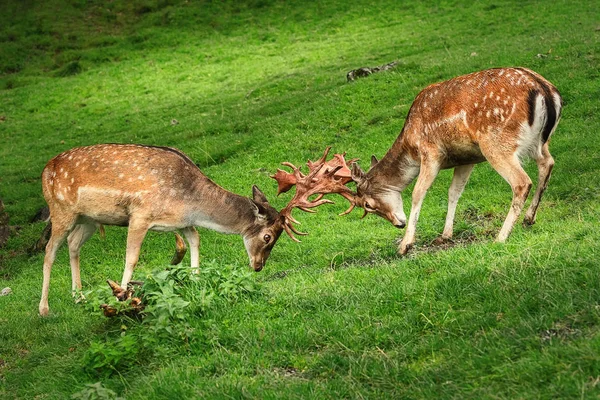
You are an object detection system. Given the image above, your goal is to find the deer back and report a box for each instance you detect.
[42,144,233,229]
[396,67,562,167]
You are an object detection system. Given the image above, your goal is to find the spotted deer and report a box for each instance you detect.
[39,144,337,316]
[348,67,562,254]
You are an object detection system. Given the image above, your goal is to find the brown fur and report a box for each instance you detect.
[39,144,284,316]
[352,68,562,254]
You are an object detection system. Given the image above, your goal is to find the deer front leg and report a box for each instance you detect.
[399,160,440,255]
[120,223,149,289]
[441,164,475,240]
[182,226,200,273]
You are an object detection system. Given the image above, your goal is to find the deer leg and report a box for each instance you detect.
[486,155,532,242]
[523,142,554,226]
[441,164,475,240]
[399,160,441,255]
[67,223,97,295]
[120,223,149,289]
[39,216,75,316]
[182,226,200,273]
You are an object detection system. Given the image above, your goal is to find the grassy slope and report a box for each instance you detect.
[1,0,599,398]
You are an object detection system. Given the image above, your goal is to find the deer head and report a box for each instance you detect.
[243,185,285,272]
[349,159,408,229]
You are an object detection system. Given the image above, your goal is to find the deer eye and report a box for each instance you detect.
[365,202,375,211]
[264,234,271,243]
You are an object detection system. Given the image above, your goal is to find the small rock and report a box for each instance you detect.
[0,287,12,296]
[470,52,478,57]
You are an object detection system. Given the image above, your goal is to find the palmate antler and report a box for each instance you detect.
[271,147,357,242]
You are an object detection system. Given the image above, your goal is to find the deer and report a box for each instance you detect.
[38,144,340,316]
[345,67,562,255]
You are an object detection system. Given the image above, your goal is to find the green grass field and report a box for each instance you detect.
[1,0,599,398]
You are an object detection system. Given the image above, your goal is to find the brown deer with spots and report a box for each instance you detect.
[348,68,562,254]
[39,144,334,316]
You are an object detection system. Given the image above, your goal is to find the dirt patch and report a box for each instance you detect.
[540,322,581,342]
[272,366,306,379]
[418,231,480,254]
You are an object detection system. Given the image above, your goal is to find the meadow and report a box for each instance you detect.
[1,0,599,398]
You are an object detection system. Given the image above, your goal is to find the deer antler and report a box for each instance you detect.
[271,147,357,242]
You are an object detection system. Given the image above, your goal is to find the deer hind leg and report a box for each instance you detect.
[523,142,554,226]
[485,153,533,243]
[442,164,475,240]
[120,222,149,289]
[39,214,76,316]
[182,226,200,273]
[67,223,97,295]
[399,159,441,255]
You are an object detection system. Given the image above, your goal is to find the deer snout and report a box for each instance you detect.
[251,257,265,272]
[394,221,406,229]
[389,213,406,229]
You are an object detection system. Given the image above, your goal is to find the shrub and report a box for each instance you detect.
[80,261,259,376]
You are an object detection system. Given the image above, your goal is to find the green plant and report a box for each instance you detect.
[71,382,124,400]
[82,335,141,377]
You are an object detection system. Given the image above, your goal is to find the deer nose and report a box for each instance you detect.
[394,221,406,229]
[252,259,264,272]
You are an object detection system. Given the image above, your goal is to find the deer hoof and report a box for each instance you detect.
[433,236,453,246]
[522,217,535,227]
[398,241,413,256]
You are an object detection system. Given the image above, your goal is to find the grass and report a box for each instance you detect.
[1,0,599,398]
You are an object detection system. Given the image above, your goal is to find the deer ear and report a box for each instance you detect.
[351,162,365,183]
[250,199,268,220]
[370,155,379,169]
[252,185,269,205]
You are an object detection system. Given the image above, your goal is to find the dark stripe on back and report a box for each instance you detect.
[516,68,558,143]
[101,143,200,169]
[526,89,538,127]
[541,92,557,143]
[145,145,198,168]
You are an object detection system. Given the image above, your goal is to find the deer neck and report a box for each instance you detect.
[186,179,257,235]
[370,133,420,191]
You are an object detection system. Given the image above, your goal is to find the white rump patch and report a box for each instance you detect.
[516,93,546,160]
